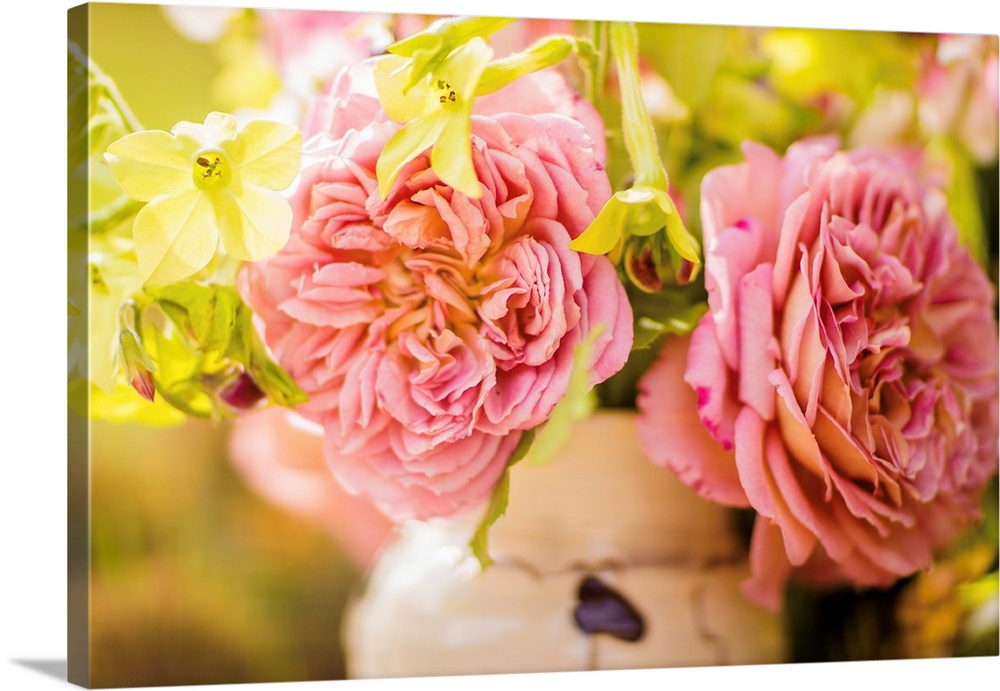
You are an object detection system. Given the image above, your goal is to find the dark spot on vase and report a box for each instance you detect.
[572,575,645,643]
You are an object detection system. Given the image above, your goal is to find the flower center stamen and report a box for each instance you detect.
[192,150,231,190]
[436,80,459,109]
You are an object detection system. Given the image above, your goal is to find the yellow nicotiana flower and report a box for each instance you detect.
[375,38,494,200]
[104,112,302,286]
[373,33,577,200]
[372,16,577,201]
[570,23,700,268]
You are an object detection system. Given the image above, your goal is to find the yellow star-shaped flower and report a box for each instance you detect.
[375,38,493,199]
[373,24,577,201]
[104,112,302,286]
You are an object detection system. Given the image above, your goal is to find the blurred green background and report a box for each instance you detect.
[90,3,220,130]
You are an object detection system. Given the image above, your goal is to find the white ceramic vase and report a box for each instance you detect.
[344,410,786,678]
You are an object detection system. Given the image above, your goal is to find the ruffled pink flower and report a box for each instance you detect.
[637,138,999,609]
[242,69,632,521]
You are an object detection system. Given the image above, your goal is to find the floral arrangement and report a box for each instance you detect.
[70,6,999,651]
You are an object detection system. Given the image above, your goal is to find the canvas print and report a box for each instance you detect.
[67,2,999,688]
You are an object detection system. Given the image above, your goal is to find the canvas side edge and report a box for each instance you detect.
[67,3,92,688]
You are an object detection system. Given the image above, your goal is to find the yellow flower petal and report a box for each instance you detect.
[104,130,192,202]
[655,191,701,263]
[225,120,302,190]
[374,55,430,122]
[376,115,446,198]
[215,185,293,262]
[172,111,239,150]
[133,188,218,286]
[437,38,493,98]
[431,114,480,198]
[569,192,631,255]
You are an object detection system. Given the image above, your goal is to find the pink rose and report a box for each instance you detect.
[242,69,632,521]
[637,138,999,609]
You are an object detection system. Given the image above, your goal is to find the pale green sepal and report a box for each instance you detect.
[146,284,308,417]
[475,35,576,96]
[147,282,237,354]
[247,336,309,408]
[389,16,515,90]
[118,321,157,401]
[468,428,536,569]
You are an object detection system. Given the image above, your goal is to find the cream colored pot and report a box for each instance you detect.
[345,410,786,678]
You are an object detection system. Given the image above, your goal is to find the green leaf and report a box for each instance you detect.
[468,428,536,569]
[142,318,220,419]
[248,333,308,408]
[205,287,239,353]
[928,137,989,266]
[68,41,142,174]
[145,283,306,416]
[633,303,708,349]
[148,282,238,353]
[524,326,602,467]
[225,302,255,363]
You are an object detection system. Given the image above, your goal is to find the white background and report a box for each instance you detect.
[2,0,998,690]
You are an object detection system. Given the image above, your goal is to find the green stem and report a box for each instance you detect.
[610,22,667,190]
[586,20,609,106]
[85,55,143,134]
[80,194,141,234]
